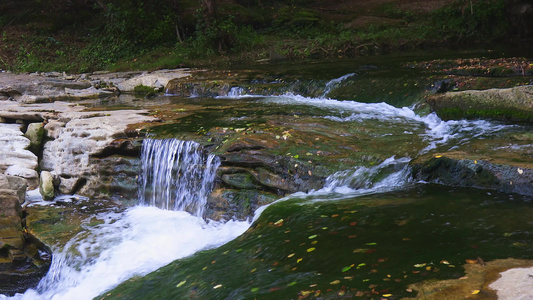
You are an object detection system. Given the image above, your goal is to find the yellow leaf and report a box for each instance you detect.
[330,280,341,285]
[383,294,392,297]
[471,290,480,294]
[273,219,284,226]
[287,253,295,258]
[176,280,186,288]
[435,155,442,158]
[297,258,303,263]
[307,247,316,252]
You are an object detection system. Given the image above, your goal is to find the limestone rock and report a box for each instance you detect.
[0,124,38,176]
[5,165,38,179]
[24,122,45,154]
[39,171,55,200]
[88,69,191,93]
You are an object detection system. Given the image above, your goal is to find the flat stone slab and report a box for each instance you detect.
[426,85,533,123]
[0,124,38,177]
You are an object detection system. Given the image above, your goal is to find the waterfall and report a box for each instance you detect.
[321,72,357,98]
[138,138,220,218]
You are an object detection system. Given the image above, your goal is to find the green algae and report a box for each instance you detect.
[98,184,533,300]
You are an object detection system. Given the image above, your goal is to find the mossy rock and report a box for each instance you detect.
[426,85,533,123]
[133,85,156,98]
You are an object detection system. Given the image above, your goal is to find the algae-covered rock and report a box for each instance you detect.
[39,171,55,200]
[25,122,45,154]
[411,156,533,196]
[426,85,533,123]
[0,174,51,296]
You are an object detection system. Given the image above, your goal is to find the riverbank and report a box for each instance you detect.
[1,0,532,73]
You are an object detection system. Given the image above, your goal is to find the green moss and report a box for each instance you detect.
[436,107,533,123]
[133,85,156,97]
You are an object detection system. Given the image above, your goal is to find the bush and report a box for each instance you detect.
[430,0,508,41]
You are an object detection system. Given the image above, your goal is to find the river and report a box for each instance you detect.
[2,52,533,299]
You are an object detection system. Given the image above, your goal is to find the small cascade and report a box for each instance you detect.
[138,138,220,218]
[227,87,246,97]
[321,73,357,98]
[322,157,412,195]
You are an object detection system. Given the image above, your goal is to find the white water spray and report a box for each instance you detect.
[2,138,248,300]
[138,139,220,217]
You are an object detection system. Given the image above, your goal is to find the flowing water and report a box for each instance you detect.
[138,139,220,217]
[3,54,533,299]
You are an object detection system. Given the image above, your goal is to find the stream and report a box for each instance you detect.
[2,53,533,299]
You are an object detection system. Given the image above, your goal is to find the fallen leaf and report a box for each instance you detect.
[251,287,259,292]
[307,247,316,252]
[414,263,426,268]
[274,219,284,226]
[308,235,318,239]
[471,290,480,294]
[213,284,223,289]
[288,253,295,258]
[297,258,303,263]
[342,265,354,272]
[465,259,478,264]
[330,280,341,285]
[176,280,186,288]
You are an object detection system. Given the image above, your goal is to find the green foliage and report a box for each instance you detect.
[273,6,321,32]
[181,16,263,58]
[430,0,508,40]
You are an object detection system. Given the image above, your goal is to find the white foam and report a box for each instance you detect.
[5,207,249,300]
[262,93,514,154]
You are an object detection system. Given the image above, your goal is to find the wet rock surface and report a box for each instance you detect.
[0,175,51,296]
[426,85,533,123]
[0,69,191,103]
[411,155,533,196]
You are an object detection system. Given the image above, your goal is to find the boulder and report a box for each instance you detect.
[39,171,55,200]
[24,122,45,154]
[426,85,533,123]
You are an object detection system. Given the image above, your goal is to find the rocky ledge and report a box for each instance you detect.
[0,69,191,103]
[426,84,533,123]
[0,174,51,296]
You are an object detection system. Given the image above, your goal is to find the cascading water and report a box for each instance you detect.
[2,69,525,300]
[321,72,357,98]
[138,138,220,217]
[2,139,247,300]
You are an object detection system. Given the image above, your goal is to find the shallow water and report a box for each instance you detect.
[3,52,533,299]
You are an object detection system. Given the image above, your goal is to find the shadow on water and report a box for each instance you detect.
[104,184,533,299]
